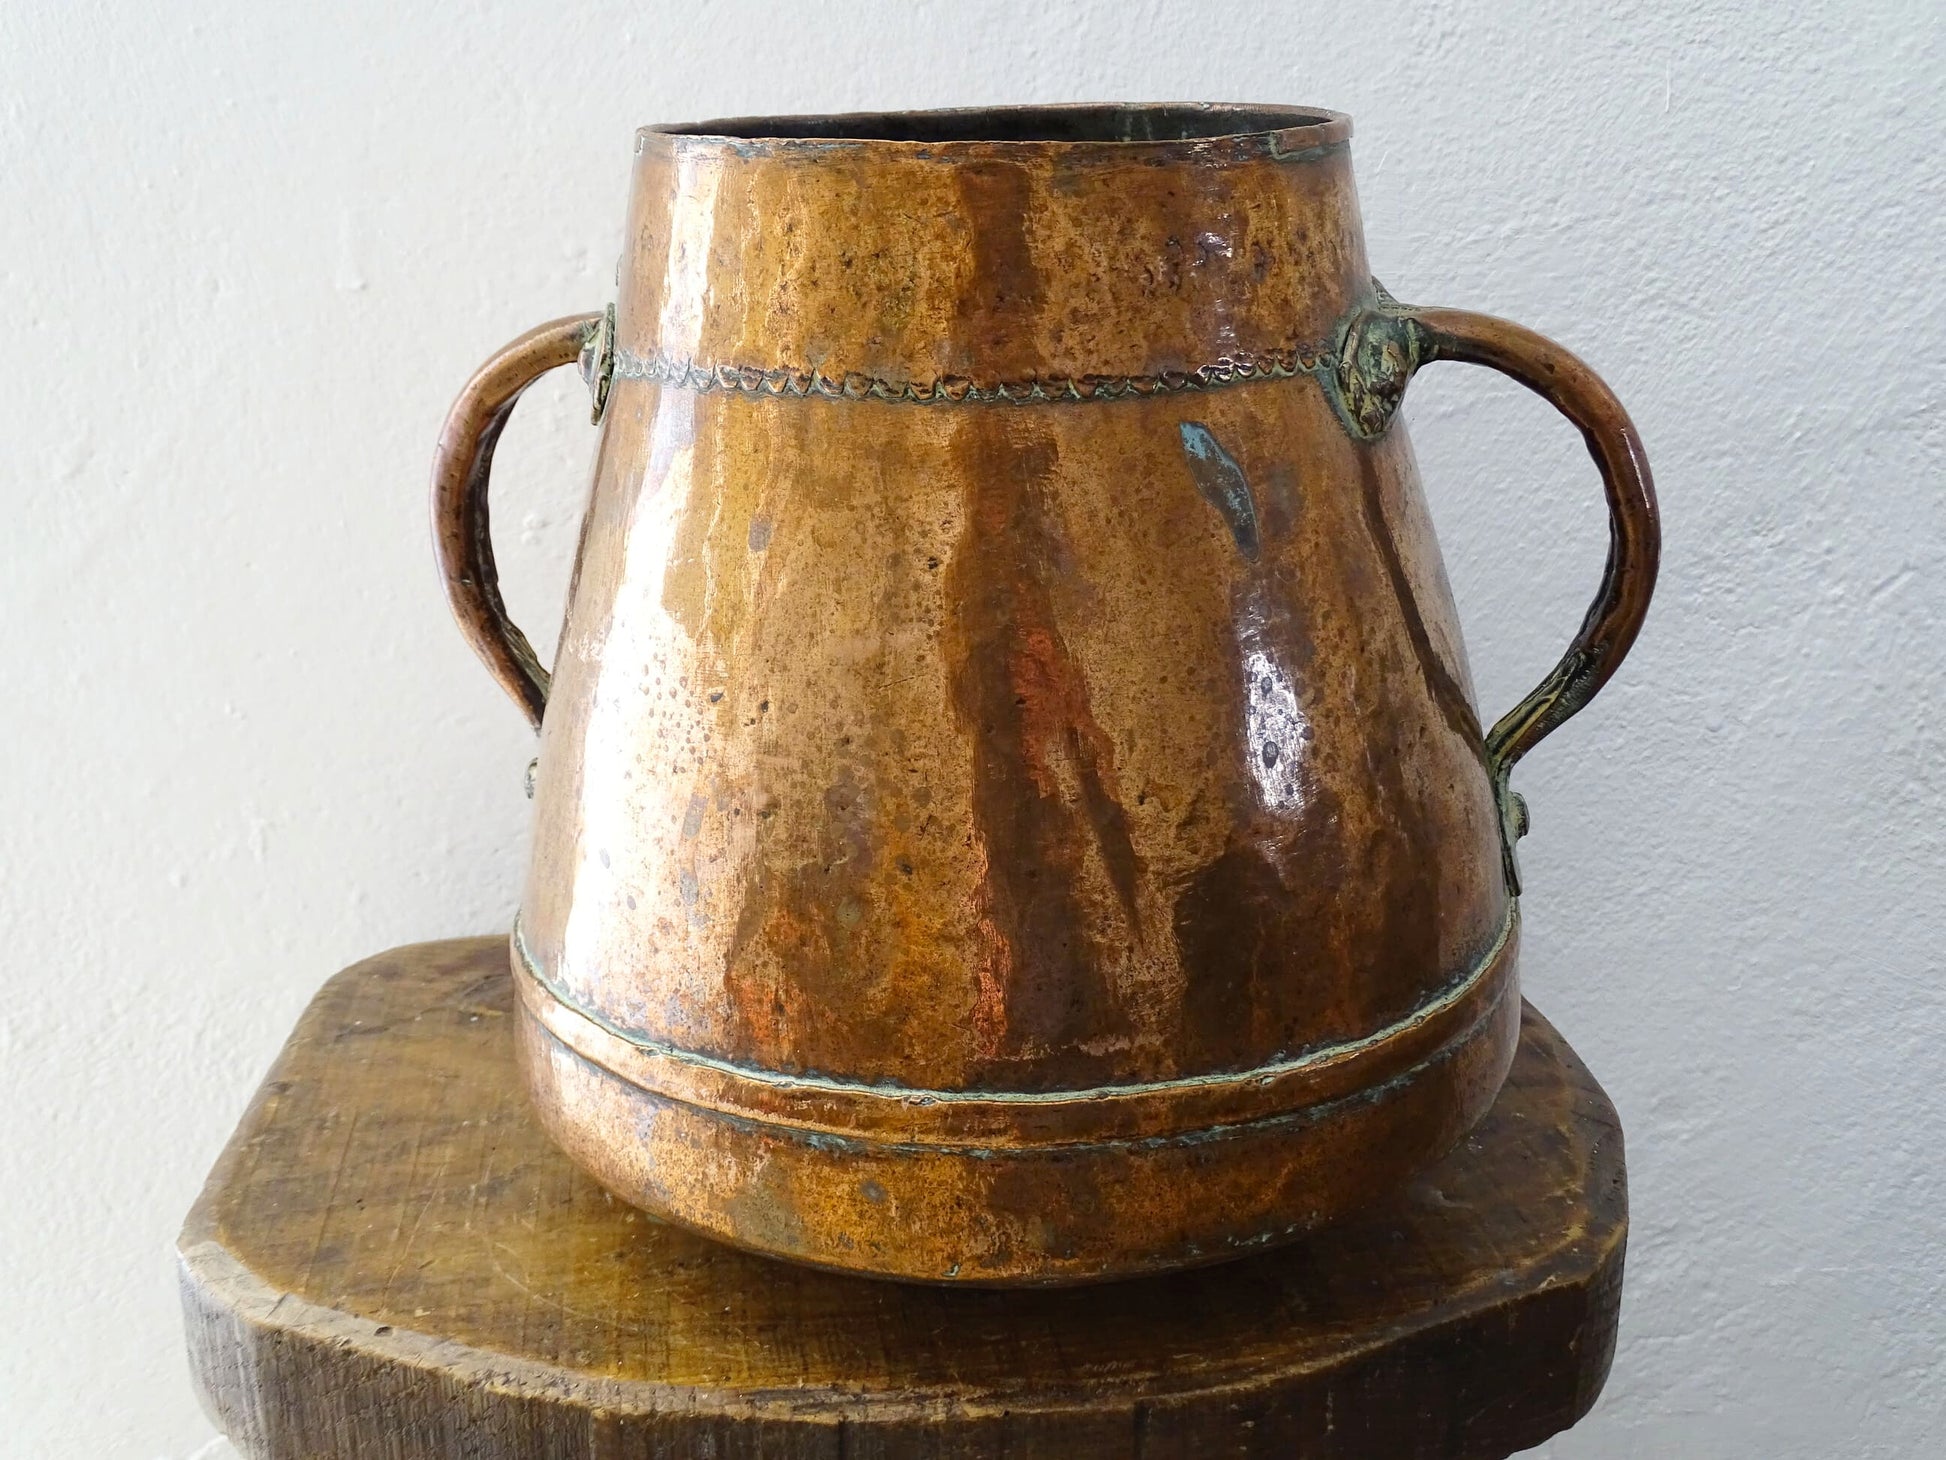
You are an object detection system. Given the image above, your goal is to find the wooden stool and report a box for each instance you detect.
[179,938,1626,1459]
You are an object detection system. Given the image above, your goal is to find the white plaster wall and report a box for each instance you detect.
[3,1,1941,1455]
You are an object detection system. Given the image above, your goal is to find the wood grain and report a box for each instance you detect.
[180,936,1626,1458]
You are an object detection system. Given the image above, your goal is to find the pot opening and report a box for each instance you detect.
[656,104,1338,146]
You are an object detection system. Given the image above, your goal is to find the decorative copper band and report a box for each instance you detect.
[610,340,1334,407]
[512,907,1519,1150]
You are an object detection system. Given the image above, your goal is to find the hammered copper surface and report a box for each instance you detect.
[430,104,1659,1283]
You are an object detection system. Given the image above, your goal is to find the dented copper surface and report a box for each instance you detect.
[431,104,1659,1284]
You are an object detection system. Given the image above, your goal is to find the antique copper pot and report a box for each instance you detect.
[432,105,1658,1284]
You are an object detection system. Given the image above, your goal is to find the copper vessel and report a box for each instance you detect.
[432,105,1658,1284]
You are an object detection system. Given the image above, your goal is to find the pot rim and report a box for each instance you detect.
[636,103,1352,161]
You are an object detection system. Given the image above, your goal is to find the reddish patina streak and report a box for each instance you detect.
[430,105,1658,1284]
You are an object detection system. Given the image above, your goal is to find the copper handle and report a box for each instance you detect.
[1367,304,1660,890]
[431,313,604,731]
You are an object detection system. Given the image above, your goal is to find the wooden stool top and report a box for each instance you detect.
[180,937,1625,1459]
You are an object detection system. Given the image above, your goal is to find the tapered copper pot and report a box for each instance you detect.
[432,105,1658,1284]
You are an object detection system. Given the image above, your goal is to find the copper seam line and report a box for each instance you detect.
[522,969,1518,1156]
[608,343,1336,406]
[512,904,1518,1148]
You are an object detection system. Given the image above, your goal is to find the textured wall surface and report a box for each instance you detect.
[2,2,1941,1456]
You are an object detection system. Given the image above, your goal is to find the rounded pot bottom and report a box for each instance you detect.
[513,922,1521,1286]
